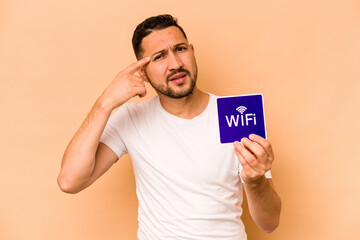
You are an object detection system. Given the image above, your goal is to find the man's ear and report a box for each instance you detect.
[137,67,149,82]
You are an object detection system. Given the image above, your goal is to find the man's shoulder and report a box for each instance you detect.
[207,93,220,105]
[111,96,159,120]
[126,95,159,112]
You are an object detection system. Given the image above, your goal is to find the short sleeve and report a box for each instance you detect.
[100,107,129,159]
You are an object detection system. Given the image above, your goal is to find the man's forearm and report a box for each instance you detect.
[57,57,150,194]
[57,99,113,193]
[243,177,282,233]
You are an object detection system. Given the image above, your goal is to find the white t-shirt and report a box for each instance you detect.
[100,94,269,240]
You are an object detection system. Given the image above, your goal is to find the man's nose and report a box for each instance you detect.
[167,52,183,71]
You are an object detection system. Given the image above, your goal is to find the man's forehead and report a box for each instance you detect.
[141,26,188,55]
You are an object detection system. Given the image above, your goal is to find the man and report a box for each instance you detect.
[58,14,281,239]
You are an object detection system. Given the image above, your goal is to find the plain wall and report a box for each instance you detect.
[1,0,359,239]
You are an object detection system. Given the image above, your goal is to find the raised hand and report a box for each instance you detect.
[98,57,150,111]
[233,134,274,184]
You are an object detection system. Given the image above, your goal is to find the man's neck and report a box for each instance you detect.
[157,87,210,119]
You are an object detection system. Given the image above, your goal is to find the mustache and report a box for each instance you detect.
[166,68,191,82]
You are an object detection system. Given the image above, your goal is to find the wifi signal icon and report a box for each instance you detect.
[236,106,247,114]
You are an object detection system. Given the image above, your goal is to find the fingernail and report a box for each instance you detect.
[249,134,255,139]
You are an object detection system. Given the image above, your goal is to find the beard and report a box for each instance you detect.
[145,67,198,99]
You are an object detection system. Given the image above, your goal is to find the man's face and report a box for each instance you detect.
[140,26,198,99]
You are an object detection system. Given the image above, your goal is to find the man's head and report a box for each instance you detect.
[132,15,198,99]
[132,14,187,60]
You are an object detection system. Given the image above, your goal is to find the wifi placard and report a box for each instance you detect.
[217,94,267,144]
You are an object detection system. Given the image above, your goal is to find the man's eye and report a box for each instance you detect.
[153,55,162,61]
[176,47,186,51]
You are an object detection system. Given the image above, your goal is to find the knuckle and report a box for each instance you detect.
[261,152,268,160]
[247,155,256,164]
[257,148,266,157]
[238,148,247,155]
[263,141,270,149]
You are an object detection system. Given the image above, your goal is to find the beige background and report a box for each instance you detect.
[1,0,360,239]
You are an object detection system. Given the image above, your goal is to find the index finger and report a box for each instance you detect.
[125,57,150,74]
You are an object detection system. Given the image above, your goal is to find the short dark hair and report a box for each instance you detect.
[132,14,187,60]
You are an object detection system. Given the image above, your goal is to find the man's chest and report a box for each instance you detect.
[124,116,239,183]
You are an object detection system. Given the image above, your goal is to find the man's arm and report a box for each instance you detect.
[234,134,282,233]
[57,57,150,194]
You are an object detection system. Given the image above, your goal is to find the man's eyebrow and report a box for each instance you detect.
[151,49,166,58]
[150,43,188,58]
[173,43,188,48]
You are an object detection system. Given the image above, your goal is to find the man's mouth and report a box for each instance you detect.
[168,72,188,84]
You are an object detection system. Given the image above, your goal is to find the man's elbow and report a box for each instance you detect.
[262,198,282,233]
[57,174,84,194]
[261,220,280,233]
[260,209,281,233]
